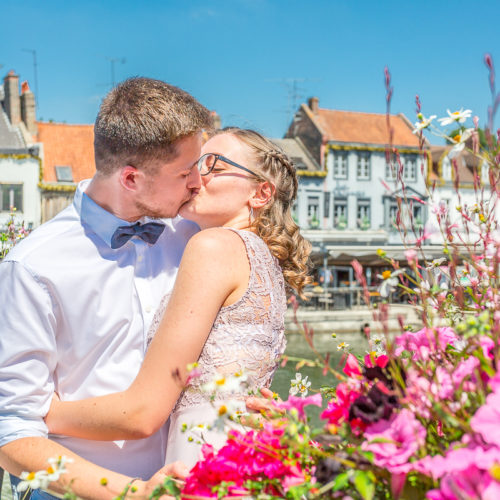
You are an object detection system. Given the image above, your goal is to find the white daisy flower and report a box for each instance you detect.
[289,372,311,397]
[438,108,472,126]
[412,113,436,133]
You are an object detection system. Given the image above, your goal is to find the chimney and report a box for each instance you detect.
[210,110,221,130]
[308,96,319,114]
[20,81,37,136]
[3,70,21,126]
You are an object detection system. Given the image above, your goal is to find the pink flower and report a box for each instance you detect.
[417,443,500,480]
[426,465,500,500]
[364,353,389,369]
[320,382,361,427]
[182,424,308,498]
[277,393,322,419]
[343,353,362,377]
[394,327,458,361]
[471,388,500,447]
[361,409,426,473]
[405,249,418,266]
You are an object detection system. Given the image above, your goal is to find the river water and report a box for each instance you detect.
[269,332,368,423]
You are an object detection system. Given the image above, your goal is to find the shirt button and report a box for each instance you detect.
[137,255,143,262]
[145,306,152,313]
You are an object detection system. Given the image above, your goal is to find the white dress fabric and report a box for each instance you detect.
[147,228,288,469]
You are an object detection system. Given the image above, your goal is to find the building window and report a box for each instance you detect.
[0,184,23,212]
[357,153,370,180]
[385,162,397,180]
[333,152,348,179]
[291,157,307,170]
[357,199,371,229]
[389,202,399,230]
[324,192,330,216]
[413,204,423,229]
[307,196,320,228]
[334,199,347,229]
[403,157,417,182]
[55,165,74,182]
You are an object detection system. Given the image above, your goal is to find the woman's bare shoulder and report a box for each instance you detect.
[184,227,246,256]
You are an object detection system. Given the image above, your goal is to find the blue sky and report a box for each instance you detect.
[1,0,499,141]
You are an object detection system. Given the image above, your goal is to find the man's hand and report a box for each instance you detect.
[141,461,190,499]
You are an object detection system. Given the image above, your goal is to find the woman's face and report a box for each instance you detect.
[179,133,259,229]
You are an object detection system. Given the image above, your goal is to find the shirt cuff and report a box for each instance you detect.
[0,416,48,448]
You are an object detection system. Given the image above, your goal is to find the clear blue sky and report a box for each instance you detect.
[1,0,499,141]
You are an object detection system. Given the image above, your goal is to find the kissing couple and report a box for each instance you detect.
[0,77,311,499]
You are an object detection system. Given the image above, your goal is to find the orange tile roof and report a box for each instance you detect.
[314,109,421,148]
[36,122,95,183]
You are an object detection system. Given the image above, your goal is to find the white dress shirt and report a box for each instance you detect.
[0,179,199,479]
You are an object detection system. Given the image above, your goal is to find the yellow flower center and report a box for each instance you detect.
[27,472,36,481]
[382,270,392,280]
[452,111,460,116]
[453,133,461,143]
[218,405,227,416]
[215,378,226,386]
[46,466,55,474]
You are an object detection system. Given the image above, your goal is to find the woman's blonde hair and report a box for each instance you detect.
[214,127,312,297]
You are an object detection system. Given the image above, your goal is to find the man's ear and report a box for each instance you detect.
[250,181,275,210]
[119,166,144,192]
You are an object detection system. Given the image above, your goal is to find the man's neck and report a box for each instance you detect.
[85,175,142,222]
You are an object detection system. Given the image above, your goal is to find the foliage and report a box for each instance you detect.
[0,210,30,260]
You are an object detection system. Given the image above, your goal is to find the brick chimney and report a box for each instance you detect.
[3,70,21,126]
[210,110,221,130]
[308,96,319,114]
[20,81,37,136]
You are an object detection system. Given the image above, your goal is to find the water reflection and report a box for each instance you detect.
[270,332,368,424]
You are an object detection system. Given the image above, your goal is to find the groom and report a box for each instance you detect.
[0,77,212,499]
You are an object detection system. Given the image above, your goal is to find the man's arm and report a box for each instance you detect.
[0,261,159,499]
[1,438,188,499]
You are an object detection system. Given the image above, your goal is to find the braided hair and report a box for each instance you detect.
[212,127,312,297]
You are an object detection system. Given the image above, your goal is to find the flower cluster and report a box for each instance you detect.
[17,455,73,495]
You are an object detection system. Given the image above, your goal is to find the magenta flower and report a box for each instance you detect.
[321,382,362,428]
[277,393,322,419]
[471,388,500,447]
[426,465,500,500]
[361,409,426,473]
[394,327,458,361]
[343,353,362,377]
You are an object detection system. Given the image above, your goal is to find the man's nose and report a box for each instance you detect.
[187,167,202,189]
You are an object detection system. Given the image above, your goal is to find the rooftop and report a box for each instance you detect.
[271,137,322,172]
[314,108,420,148]
[36,122,95,183]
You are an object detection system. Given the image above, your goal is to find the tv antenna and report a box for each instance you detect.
[106,57,126,87]
[266,77,321,131]
[22,49,39,109]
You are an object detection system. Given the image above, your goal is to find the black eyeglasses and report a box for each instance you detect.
[197,153,261,178]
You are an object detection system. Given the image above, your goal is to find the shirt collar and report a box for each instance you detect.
[74,179,148,248]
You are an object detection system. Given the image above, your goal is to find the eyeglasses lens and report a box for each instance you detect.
[199,154,216,175]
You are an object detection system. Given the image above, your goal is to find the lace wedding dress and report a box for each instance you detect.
[146,228,287,469]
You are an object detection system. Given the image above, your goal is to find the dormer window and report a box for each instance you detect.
[55,166,74,182]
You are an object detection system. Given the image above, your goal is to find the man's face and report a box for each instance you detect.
[134,133,203,219]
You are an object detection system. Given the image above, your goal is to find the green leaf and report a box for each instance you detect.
[333,472,349,491]
[353,470,375,500]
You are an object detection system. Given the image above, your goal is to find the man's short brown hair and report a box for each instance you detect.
[94,77,212,175]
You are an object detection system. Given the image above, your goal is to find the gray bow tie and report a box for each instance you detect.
[110,221,165,249]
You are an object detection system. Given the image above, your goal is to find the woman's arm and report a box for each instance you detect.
[45,229,249,440]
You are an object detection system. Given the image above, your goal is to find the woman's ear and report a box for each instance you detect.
[250,181,275,210]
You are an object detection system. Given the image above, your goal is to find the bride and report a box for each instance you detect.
[45,127,311,469]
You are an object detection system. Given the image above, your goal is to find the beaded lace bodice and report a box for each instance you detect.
[146,228,287,413]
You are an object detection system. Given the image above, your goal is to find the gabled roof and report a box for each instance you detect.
[430,145,479,185]
[36,122,95,183]
[271,137,322,172]
[313,108,420,148]
[0,88,27,153]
